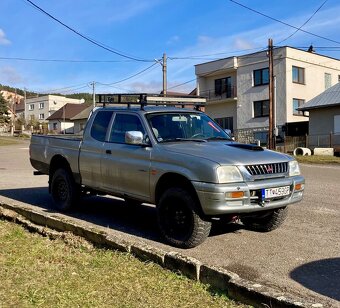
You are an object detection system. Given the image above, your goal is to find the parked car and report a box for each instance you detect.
[30,97,305,248]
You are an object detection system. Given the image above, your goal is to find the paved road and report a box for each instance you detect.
[0,141,339,307]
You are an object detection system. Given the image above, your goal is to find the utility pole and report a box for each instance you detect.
[162,53,167,96]
[91,81,96,108]
[268,38,275,150]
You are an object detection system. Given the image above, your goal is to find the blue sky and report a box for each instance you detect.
[0,0,340,95]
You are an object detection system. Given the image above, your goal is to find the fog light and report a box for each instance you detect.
[226,191,245,199]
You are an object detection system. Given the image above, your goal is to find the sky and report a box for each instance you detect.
[0,0,340,96]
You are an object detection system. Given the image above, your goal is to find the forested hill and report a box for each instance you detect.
[0,84,93,104]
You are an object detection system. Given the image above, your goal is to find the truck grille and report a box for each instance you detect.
[245,162,288,176]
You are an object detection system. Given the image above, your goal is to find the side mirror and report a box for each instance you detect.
[125,131,150,146]
[125,131,143,145]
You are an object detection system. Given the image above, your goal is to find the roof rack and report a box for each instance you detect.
[97,93,206,110]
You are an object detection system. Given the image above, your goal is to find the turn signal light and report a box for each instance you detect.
[295,183,303,191]
[226,191,245,199]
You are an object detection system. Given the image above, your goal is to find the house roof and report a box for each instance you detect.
[47,103,90,121]
[299,82,340,111]
[70,105,93,121]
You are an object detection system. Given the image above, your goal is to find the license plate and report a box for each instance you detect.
[262,186,290,199]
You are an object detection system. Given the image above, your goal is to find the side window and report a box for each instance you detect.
[91,111,113,142]
[110,114,145,143]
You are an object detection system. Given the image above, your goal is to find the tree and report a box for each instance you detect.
[0,92,10,127]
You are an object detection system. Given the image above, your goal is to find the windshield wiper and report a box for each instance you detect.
[161,138,207,143]
[206,136,233,141]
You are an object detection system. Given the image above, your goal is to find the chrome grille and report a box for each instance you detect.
[245,162,288,176]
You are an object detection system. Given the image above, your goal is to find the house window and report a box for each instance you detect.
[39,102,44,109]
[292,66,305,84]
[293,98,305,116]
[39,113,44,120]
[28,104,34,111]
[253,100,269,118]
[53,123,58,130]
[214,117,233,132]
[214,77,232,97]
[324,73,332,90]
[253,68,269,86]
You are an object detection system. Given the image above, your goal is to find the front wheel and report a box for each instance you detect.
[157,187,211,248]
[51,168,79,211]
[241,207,288,232]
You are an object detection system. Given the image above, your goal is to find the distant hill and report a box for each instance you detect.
[0,84,93,104]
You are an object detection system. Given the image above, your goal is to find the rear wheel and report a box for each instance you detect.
[241,207,288,232]
[51,168,79,211]
[157,187,211,248]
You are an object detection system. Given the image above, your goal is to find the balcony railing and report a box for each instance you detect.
[200,86,237,102]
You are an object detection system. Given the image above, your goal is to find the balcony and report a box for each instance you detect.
[200,86,237,102]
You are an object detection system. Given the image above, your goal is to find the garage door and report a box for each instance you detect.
[335,115,340,133]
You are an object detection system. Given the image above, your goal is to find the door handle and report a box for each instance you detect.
[105,149,112,154]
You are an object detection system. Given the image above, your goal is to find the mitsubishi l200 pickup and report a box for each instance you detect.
[30,95,305,248]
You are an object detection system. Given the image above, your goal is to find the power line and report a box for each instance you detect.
[229,0,340,45]
[98,62,158,86]
[277,0,329,44]
[167,79,196,90]
[0,56,134,63]
[24,0,155,62]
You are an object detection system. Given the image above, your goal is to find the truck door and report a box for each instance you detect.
[101,112,151,200]
[79,110,114,190]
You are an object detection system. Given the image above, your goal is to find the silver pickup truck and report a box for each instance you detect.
[30,104,305,248]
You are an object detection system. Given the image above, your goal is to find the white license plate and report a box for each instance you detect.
[263,186,290,199]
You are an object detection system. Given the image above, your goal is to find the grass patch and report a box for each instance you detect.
[296,155,340,165]
[0,136,29,146]
[0,220,248,308]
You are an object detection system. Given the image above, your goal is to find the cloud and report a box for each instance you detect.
[0,66,24,84]
[232,38,256,50]
[108,0,161,22]
[167,35,180,45]
[0,29,11,45]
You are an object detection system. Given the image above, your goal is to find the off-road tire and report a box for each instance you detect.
[241,206,288,232]
[157,187,211,248]
[51,168,79,211]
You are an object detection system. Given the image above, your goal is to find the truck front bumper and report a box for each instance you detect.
[192,175,305,216]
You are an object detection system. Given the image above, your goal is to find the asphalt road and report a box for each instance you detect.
[0,140,339,307]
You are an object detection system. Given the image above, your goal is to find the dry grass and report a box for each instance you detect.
[296,155,340,165]
[0,220,248,308]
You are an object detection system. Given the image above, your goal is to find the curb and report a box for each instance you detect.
[0,203,323,308]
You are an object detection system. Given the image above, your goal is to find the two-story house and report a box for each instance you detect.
[195,46,340,144]
[25,95,84,124]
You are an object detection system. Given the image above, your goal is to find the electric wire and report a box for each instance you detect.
[0,56,134,63]
[229,0,340,45]
[23,0,155,62]
[277,0,329,44]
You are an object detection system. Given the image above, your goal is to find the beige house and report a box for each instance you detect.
[195,46,340,144]
[25,95,84,124]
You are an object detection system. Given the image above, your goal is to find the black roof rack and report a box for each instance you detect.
[97,93,206,111]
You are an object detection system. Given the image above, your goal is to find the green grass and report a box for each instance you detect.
[296,155,340,165]
[0,136,29,146]
[0,220,247,308]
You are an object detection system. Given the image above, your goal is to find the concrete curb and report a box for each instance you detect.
[0,203,323,308]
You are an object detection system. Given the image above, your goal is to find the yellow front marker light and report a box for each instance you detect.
[295,183,304,191]
[226,191,245,199]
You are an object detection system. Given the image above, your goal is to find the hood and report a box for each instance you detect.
[160,141,292,165]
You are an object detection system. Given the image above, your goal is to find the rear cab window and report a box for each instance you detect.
[91,110,114,141]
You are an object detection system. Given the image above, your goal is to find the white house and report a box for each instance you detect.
[195,46,340,144]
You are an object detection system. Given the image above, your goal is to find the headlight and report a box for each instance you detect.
[289,160,300,176]
[216,166,243,183]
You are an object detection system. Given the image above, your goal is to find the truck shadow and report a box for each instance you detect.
[290,258,340,301]
[0,187,243,246]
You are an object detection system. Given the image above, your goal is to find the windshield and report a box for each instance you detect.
[146,112,232,142]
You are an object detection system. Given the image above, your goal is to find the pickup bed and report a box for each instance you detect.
[30,105,305,248]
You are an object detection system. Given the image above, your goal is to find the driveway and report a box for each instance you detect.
[0,141,339,307]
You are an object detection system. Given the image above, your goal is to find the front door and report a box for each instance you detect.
[101,113,152,201]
